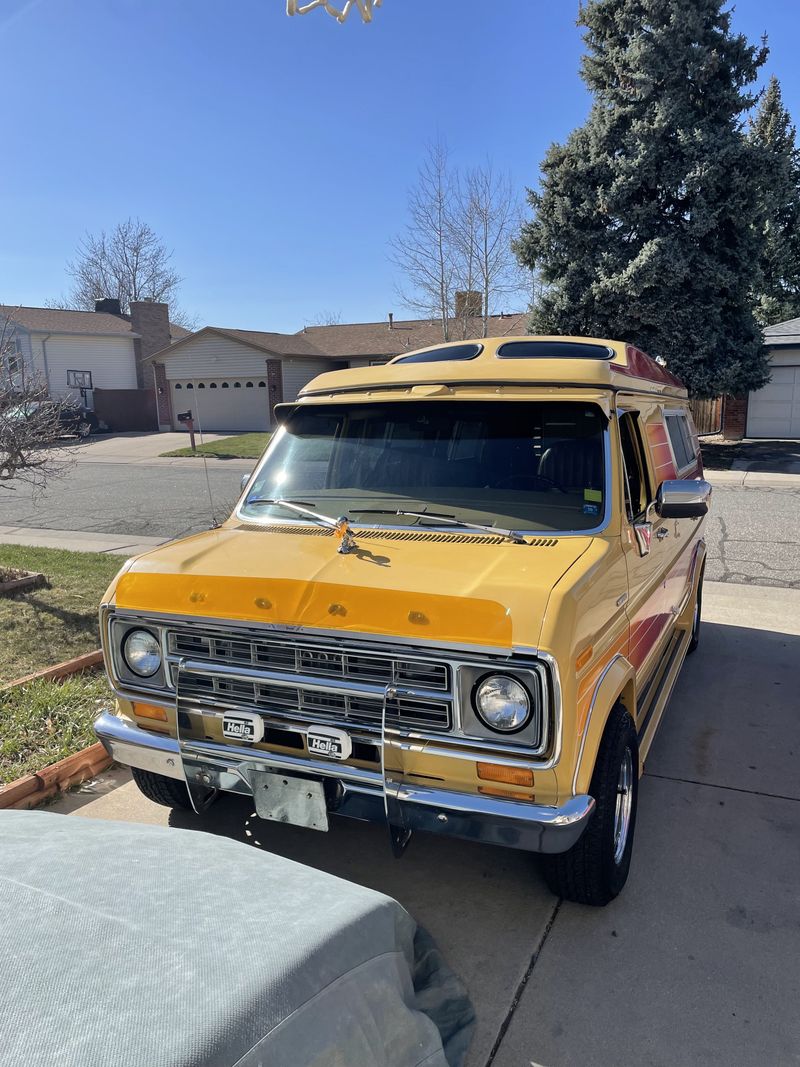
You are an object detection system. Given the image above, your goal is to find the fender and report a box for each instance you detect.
[572,653,636,796]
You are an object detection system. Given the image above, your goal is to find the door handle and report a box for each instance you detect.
[656,527,669,541]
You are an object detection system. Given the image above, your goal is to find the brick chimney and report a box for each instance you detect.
[455,290,483,319]
[95,297,122,315]
[130,300,171,390]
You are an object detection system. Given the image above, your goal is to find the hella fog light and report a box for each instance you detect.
[473,674,531,733]
[123,629,162,678]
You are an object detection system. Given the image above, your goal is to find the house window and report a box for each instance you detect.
[186,383,194,389]
[234,382,242,388]
[246,381,254,388]
[222,382,230,388]
[198,383,206,389]
[258,381,266,387]
[210,382,218,389]
[175,383,182,390]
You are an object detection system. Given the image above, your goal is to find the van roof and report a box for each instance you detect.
[299,335,688,400]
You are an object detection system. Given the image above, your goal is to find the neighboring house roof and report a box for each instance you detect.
[149,313,531,365]
[0,304,188,341]
[299,312,530,359]
[764,316,800,345]
[147,325,330,362]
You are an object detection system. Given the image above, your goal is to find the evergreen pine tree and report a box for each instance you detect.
[515,0,771,397]
[748,76,800,327]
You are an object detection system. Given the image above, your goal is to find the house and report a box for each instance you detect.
[722,317,800,438]
[148,308,528,433]
[0,300,188,430]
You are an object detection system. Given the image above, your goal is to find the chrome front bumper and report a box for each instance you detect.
[94,711,594,855]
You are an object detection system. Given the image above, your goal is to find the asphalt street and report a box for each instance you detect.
[1,458,799,588]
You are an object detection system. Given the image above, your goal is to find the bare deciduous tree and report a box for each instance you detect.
[390,138,457,341]
[392,142,531,340]
[307,310,343,326]
[453,164,526,337]
[53,217,195,328]
[0,314,72,490]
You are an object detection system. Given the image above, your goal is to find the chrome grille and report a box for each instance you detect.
[167,627,452,732]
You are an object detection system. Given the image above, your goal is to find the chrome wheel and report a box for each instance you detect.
[613,748,634,865]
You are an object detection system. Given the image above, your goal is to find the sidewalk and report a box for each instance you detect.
[705,468,800,487]
[0,526,166,557]
[63,432,254,471]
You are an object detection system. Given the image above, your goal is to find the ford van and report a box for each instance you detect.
[95,336,711,905]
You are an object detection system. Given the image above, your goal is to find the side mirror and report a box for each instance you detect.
[655,479,712,519]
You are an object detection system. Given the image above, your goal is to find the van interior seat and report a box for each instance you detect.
[538,437,602,489]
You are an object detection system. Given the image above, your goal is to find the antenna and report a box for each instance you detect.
[190,381,220,528]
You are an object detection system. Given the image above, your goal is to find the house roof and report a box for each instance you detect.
[764,316,800,344]
[300,312,529,359]
[147,325,330,362]
[0,304,189,341]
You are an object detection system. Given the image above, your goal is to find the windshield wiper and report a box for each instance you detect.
[358,508,527,545]
[245,498,344,531]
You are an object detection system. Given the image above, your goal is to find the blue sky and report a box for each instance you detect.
[2,0,799,333]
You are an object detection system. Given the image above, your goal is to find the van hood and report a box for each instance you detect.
[111,522,594,651]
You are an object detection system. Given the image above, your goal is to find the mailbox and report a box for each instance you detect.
[176,410,193,424]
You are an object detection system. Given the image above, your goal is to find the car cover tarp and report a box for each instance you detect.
[0,811,474,1067]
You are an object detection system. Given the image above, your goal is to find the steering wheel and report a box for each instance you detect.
[491,473,568,493]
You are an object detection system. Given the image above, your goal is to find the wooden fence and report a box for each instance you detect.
[688,397,723,435]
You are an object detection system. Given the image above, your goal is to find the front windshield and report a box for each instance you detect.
[240,400,607,533]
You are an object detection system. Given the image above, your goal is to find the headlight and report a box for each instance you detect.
[122,629,162,677]
[473,673,531,733]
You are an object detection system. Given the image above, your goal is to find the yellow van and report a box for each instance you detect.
[95,336,710,905]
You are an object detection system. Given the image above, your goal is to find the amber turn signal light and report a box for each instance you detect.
[133,702,168,722]
[477,762,534,788]
[478,785,535,802]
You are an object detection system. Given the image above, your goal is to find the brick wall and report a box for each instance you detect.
[130,301,171,391]
[722,394,749,439]
[153,362,173,429]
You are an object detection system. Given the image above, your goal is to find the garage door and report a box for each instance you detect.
[747,366,800,438]
[170,379,270,432]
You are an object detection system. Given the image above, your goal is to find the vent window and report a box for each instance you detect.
[393,343,482,365]
[497,341,613,360]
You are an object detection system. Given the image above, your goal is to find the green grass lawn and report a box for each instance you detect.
[0,545,120,783]
[0,672,110,784]
[160,432,271,459]
[0,545,121,684]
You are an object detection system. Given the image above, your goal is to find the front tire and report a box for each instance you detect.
[542,705,639,906]
[131,767,193,810]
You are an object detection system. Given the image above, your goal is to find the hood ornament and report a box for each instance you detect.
[334,516,358,554]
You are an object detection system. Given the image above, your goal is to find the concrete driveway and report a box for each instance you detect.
[66,430,235,464]
[53,579,800,1067]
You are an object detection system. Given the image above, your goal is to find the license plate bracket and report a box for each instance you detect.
[251,771,329,832]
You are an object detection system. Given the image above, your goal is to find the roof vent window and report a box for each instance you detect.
[393,343,483,365]
[497,341,614,360]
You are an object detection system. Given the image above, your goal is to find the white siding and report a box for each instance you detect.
[34,335,137,400]
[281,357,331,401]
[160,334,273,380]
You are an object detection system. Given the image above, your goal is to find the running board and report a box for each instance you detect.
[636,627,692,764]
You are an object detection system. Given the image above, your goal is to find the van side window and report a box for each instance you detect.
[618,412,651,520]
[664,411,697,473]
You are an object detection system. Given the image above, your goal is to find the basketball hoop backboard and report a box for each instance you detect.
[67,369,93,390]
[287,0,381,23]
